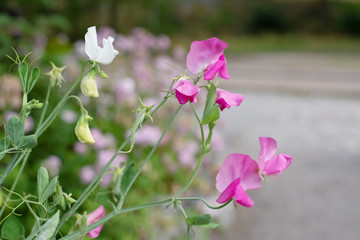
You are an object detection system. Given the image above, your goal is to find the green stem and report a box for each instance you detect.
[177,203,190,240]
[0,153,26,185]
[56,109,146,231]
[61,198,173,240]
[175,102,213,197]
[57,79,177,231]
[21,93,28,125]
[175,151,206,197]
[177,197,232,210]
[0,154,29,219]
[117,105,182,210]
[35,61,90,138]
[37,82,52,129]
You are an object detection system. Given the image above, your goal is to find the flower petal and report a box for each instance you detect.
[87,205,105,225]
[216,153,261,193]
[172,79,199,104]
[218,55,230,79]
[186,37,228,74]
[258,137,277,174]
[263,153,293,176]
[85,26,100,61]
[216,178,240,204]
[96,36,119,65]
[216,88,244,111]
[204,57,225,80]
[87,205,106,238]
[87,225,104,239]
[234,183,254,207]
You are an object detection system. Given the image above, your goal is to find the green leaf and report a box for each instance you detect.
[6,116,24,146]
[120,162,136,195]
[1,215,25,240]
[18,62,28,92]
[201,84,220,125]
[0,136,10,161]
[40,176,58,203]
[27,67,40,93]
[18,134,38,148]
[201,104,220,125]
[35,211,59,240]
[186,214,211,226]
[202,222,220,229]
[37,167,49,200]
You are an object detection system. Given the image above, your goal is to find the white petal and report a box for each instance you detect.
[85,26,100,61]
[96,36,119,65]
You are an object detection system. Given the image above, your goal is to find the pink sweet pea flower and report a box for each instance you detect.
[186,37,229,80]
[87,205,106,238]
[216,154,262,207]
[172,77,199,104]
[258,137,293,178]
[216,89,244,111]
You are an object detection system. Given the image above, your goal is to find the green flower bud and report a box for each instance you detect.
[75,114,95,144]
[81,69,99,98]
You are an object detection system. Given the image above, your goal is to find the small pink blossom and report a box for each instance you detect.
[186,37,229,80]
[79,165,96,184]
[91,128,115,150]
[74,142,89,154]
[130,125,167,146]
[87,205,106,238]
[172,78,199,104]
[61,109,77,123]
[42,155,62,176]
[258,137,293,178]
[216,89,244,111]
[96,150,127,171]
[216,153,262,207]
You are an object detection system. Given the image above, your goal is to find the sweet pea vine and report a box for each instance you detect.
[0,29,293,240]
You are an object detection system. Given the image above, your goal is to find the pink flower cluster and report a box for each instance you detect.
[172,37,243,110]
[216,137,293,207]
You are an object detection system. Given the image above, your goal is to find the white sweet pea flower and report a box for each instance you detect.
[85,26,119,65]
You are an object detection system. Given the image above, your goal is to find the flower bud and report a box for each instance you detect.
[81,69,99,98]
[75,114,95,144]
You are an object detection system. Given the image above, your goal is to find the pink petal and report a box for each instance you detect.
[215,88,244,111]
[186,38,228,74]
[87,205,105,238]
[216,153,261,193]
[258,137,278,174]
[263,153,293,176]
[218,55,230,79]
[87,225,104,239]
[204,57,225,80]
[216,178,240,204]
[172,79,199,105]
[233,183,254,207]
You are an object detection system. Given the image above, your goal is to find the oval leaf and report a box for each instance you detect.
[37,167,49,199]
[18,135,38,148]
[18,62,28,92]
[186,214,211,226]
[120,162,136,195]
[1,215,25,240]
[27,67,40,93]
[35,211,59,240]
[7,116,24,146]
[0,136,10,161]
[40,176,58,203]
[201,84,220,125]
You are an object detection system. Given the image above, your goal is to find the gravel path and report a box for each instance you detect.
[211,53,360,240]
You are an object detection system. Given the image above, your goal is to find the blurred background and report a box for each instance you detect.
[0,0,360,239]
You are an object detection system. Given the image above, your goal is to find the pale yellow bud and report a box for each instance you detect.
[80,69,99,98]
[75,117,95,144]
